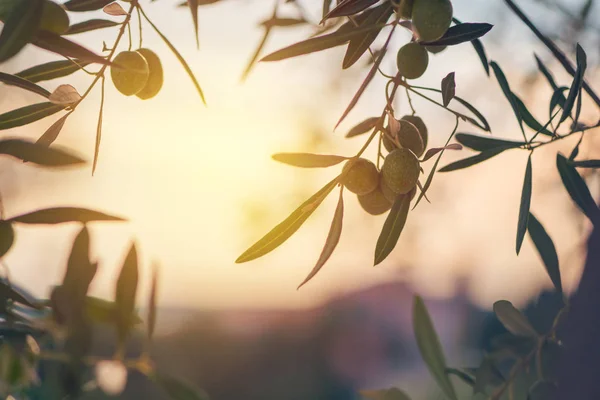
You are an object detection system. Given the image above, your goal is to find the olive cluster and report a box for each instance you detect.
[111,49,164,100]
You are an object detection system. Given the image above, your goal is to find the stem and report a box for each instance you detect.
[137,6,143,48]
[127,21,132,51]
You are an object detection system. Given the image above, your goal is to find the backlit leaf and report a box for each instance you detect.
[556,153,600,224]
[516,154,532,254]
[298,187,344,289]
[493,300,538,337]
[0,138,82,166]
[115,244,139,342]
[103,2,128,16]
[64,0,113,12]
[0,0,43,62]
[342,3,392,69]
[419,23,493,46]
[413,296,457,400]
[272,153,348,168]
[15,59,91,82]
[324,0,378,20]
[36,114,69,146]
[187,0,199,48]
[32,31,112,65]
[148,264,158,340]
[0,72,50,98]
[374,195,410,265]
[236,177,339,263]
[9,207,125,224]
[260,17,306,29]
[49,84,81,106]
[441,72,455,107]
[528,213,561,294]
[65,19,120,35]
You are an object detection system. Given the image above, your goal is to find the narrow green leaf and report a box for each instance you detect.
[9,207,125,224]
[62,227,96,302]
[115,244,139,342]
[556,153,600,224]
[534,54,559,92]
[236,177,339,263]
[0,72,50,98]
[549,86,568,117]
[419,23,493,46]
[420,144,462,162]
[493,300,538,337]
[374,195,410,265]
[0,0,43,62]
[323,0,332,19]
[516,154,532,254]
[342,3,392,69]
[413,295,457,400]
[441,72,456,107]
[187,0,200,49]
[346,116,379,138]
[298,187,344,289]
[454,133,524,152]
[140,7,206,104]
[147,264,158,340]
[92,78,105,175]
[272,153,348,168]
[0,138,82,166]
[490,61,524,133]
[0,102,64,130]
[439,147,508,172]
[528,213,562,294]
[15,59,91,83]
[561,44,587,122]
[32,31,112,66]
[152,373,210,400]
[513,95,553,136]
[324,0,378,20]
[452,18,489,76]
[261,22,385,62]
[36,114,69,146]
[65,19,120,35]
[453,96,491,132]
[570,159,600,168]
[260,17,306,29]
[64,0,113,11]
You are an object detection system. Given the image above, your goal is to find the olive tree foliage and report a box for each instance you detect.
[0,0,598,398]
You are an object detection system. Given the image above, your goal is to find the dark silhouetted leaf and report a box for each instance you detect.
[419,23,493,46]
[298,188,344,289]
[0,102,64,130]
[556,153,600,224]
[64,0,113,12]
[342,3,392,69]
[452,18,489,76]
[346,117,379,137]
[0,138,82,166]
[490,61,524,133]
[493,300,538,337]
[0,222,14,259]
[32,31,112,65]
[15,59,91,83]
[561,44,587,122]
[374,195,410,265]
[439,147,508,172]
[324,0,378,20]
[152,373,210,400]
[441,72,455,107]
[535,54,559,92]
[37,114,69,146]
[528,213,561,294]
[453,96,491,132]
[0,0,43,62]
[0,72,50,98]
[455,133,525,152]
[261,22,384,62]
[570,159,600,168]
[421,144,462,162]
[140,6,206,104]
[513,94,553,136]
[147,264,158,340]
[65,19,120,35]
[9,207,125,224]
[0,279,40,309]
[115,244,139,342]
[516,155,532,254]
[62,227,96,302]
[261,17,306,29]
[413,296,458,400]
[272,153,347,168]
[236,177,339,263]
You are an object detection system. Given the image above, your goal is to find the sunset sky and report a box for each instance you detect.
[0,0,597,311]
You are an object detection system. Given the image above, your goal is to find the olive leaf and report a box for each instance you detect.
[439,147,509,172]
[528,212,562,294]
[64,0,113,12]
[452,18,489,76]
[473,357,504,394]
[9,207,125,224]
[65,19,121,35]
[0,72,51,98]
[374,195,410,265]
[0,0,43,62]
[413,296,458,400]
[15,59,92,83]
[342,3,392,69]
[236,177,339,263]
[490,61,524,135]
[32,31,112,66]
[419,23,493,46]
[147,264,159,341]
[421,144,462,162]
[441,72,456,107]
[260,18,306,29]
[115,244,139,342]
[298,187,344,289]
[0,222,14,259]
[241,1,277,81]
[516,154,532,255]
[561,44,587,122]
[37,114,69,147]
[49,84,82,106]
[513,94,553,136]
[187,0,200,49]
[569,159,600,168]
[103,2,128,16]
[272,153,348,168]
[0,103,65,131]
[62,227,96,304]
[556,153,600,224]
[93,78,106,174]
[323,0,378,20]
[454,133,525,152]
[345,117,379,138]
[549,86,569,117]
[493,300,538,338]
[0,138,84,166]
[152,373,210,400]
[534,54,560,92]
[445,368,475,387]
[0,279,40,309]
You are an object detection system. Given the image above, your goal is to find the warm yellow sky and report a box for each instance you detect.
[0,0,597,311]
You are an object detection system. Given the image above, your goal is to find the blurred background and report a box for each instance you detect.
[1,0,599,398]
